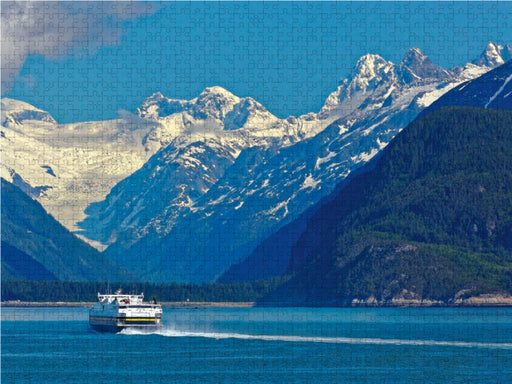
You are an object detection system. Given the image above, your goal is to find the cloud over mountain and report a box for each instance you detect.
[1,1,159,93]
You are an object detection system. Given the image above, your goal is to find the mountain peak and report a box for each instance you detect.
[353,54,391,77]
[401,47,428,65]
[472,42,511,67]
[398,48,452,84]
[194,86,241,120]
[347,53,395,93]
[137,92,189,119]
[223,97,275,131]
[199,86,237,98]
[146,91,166,101]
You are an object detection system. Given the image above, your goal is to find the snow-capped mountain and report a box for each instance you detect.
[1,100,163,247]
[77,86,334,252]
[2,42,508,282]
[472,42,512,68]
[78,43,507,283]
[1,87,327,249]
[397,47,453,84]
[221,56,512,284]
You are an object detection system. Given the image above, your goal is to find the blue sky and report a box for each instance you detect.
[3,1,512,123]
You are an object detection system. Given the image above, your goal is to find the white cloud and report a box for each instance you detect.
[1,1,159,93]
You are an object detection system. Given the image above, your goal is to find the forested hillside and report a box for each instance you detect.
[1,179,132,282]
[265,107,512,305]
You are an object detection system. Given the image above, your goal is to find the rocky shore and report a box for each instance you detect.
[3,290,512,309]
[349,293,512,307]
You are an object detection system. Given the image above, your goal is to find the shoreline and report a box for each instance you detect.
[2,299,512,308]
[1,301,256,308]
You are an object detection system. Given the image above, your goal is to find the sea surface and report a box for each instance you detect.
[2,307,512,383]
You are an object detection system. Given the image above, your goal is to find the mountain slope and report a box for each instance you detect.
[1,178,132,282]
[218,160,377,283]
[87,45,504,283]
[226,58,512,284]
[77,86,328,252]
[265,106,512,305]
[1,242,57,281]
[0,99,161,245]
[421,60,512,114]
[2,43,508,283]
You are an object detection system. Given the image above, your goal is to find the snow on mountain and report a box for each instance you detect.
[397,47,453,84]
[223,98,277,131]
[1,178,133,282]
[219,54,512,284]
[192,86,241,120]
[1,100,161,247]
[79,135,243,248]
[319,53,397,118]
[78,87,333,253]
[1,98,57,125]
[421,60,512,114]
[3,42,507,282]
[473,42,512,68]
[319,47,453,119]
[2,83,332,254]
[137,86,323,141]
[79,44,505,283]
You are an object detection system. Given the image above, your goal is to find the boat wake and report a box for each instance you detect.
[119,327,512,350]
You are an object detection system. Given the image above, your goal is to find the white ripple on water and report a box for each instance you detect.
[119,327,512,350]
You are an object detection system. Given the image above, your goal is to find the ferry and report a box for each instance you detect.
[89,290,162,332]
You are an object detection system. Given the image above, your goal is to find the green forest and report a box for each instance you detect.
[1,277,289,303]
[281,107,512,305]
[4,107,512,306]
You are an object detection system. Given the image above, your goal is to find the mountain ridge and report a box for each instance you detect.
[2,42,510,283]
[224,58,512,285]
[267,106,512,306]
[98,44,508,283]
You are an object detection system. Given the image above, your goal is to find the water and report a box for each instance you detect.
[2,307,512,383]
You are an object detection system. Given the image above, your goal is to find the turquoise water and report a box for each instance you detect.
[2,307,512,383]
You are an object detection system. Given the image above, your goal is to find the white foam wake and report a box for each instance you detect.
[120,327,512,350]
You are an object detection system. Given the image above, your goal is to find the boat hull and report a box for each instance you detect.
[89,316,161,333]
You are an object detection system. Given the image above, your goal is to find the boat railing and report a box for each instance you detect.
[97,293,145,304]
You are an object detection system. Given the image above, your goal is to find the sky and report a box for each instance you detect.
[3,1,512,123]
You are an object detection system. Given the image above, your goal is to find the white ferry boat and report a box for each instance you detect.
[89,290,162,332]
